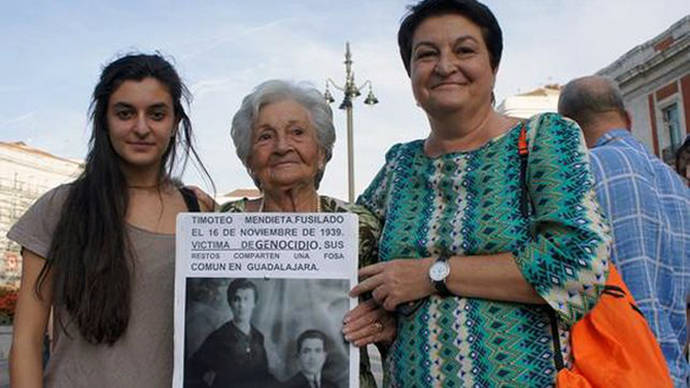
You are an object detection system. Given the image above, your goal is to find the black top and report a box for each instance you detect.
[179,187,201,212]
[282,372,337,388]
[185,321,276,388]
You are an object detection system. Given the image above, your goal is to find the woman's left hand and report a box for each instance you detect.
[350,258,435,311]
[342,299,396,347]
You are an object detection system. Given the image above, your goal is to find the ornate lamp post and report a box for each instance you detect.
[324,42,379,203]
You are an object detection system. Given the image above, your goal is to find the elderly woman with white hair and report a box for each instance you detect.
[219,79,394,387]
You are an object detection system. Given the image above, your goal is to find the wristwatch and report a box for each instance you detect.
[428,253,451,296]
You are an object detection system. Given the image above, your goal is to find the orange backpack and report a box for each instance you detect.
[517,123,673,387]
[554,264,673,387]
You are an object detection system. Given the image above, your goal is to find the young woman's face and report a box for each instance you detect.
[107,77,176,172]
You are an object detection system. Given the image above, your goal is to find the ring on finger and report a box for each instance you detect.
[372,320,383,332]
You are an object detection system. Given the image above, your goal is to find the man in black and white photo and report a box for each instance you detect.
[185,278,275,388]
[283,330,337,388]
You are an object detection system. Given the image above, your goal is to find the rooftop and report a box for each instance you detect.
[0,141,83,167]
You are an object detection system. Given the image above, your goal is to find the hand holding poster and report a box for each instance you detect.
[173,213,359,388]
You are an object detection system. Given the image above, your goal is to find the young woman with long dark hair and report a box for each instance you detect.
[8,53,212,387]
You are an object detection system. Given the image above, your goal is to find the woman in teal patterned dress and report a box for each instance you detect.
[219,79,394,387]
[347,1,611,386]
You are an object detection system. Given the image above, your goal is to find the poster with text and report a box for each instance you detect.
[173,212,359,388]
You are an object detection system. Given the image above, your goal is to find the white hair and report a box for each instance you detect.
[230,79,336,189]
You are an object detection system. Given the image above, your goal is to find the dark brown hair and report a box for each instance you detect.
[398,0,503,76]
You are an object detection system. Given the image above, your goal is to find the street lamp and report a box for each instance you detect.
[324,42,378,203]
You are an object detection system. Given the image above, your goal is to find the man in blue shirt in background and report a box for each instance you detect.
[559,75,690,386]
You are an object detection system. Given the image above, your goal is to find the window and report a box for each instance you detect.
[662,103,682,152]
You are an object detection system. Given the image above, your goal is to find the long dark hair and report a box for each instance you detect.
[36,53,212,345]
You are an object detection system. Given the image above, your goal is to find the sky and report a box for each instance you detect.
[2,1,689,199]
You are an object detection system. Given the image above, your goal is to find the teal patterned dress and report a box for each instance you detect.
[357,113,611,387]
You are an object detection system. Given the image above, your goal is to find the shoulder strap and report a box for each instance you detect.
[517,122,564,371]
[547,308,565,371]
[178,187,201,212]
[518,122,530,219]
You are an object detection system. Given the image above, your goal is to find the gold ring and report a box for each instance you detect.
[372,320,383,332]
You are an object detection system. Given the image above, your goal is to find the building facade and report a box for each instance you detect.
[0,142,83,288]
[496,84,560,119]
[598,15,690,165]
[215,188,261,206]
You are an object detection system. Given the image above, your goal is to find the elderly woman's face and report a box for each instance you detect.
[249,99,324,191]
[409,13,495,117]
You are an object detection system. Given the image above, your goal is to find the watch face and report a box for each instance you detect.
[429,261,450,281]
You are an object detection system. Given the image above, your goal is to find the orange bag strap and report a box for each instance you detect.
[518,122,531,219]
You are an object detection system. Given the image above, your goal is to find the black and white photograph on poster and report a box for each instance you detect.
[184,277,350,388]
[173,213,360,388]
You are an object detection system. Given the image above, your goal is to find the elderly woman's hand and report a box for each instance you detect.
[342,299,396,347]
[349,258,435,311]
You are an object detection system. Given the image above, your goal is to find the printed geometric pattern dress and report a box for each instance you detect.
[357,113,611,387]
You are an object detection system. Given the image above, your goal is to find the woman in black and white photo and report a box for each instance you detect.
[186,278,276,388]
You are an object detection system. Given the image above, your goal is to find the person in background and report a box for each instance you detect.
[8,53,211,387]
[676,134,690,186]
[346,0,611,386]
[558,75,690,386]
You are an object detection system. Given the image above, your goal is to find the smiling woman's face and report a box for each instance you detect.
[410,13,496,118]
[248,99,324,192]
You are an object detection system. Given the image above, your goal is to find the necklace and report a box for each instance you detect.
[258,194,321,212]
